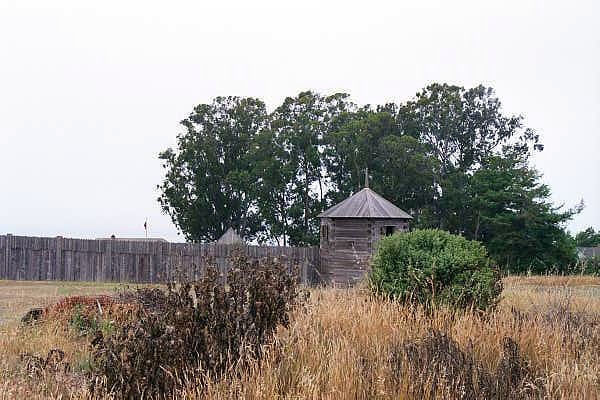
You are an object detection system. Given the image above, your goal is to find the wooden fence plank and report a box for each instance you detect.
[0,235,320,285]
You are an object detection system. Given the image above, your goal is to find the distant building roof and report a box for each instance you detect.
[96,237,168,242]
[216,227,245,245]
[577,247,600,259]
[318,187,413,219]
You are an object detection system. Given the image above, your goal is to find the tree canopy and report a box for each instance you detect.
[158,96,267,242]
[158,84,582,272]
[574,227,600,247]
[466,153,579,272]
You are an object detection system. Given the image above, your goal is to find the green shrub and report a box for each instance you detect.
[370,229,502,310]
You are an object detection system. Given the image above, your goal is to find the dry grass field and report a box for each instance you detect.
[0,281,123,324]
[1,276,600,399]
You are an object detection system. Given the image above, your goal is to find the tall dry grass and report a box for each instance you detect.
[503,274,600,288]
[0,319,93,400]
[193,285,600,400]
[1,277,600,399]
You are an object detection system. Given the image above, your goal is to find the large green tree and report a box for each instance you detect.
[574,227,600,247]
[265,91,353,245]
[249,128,295,245]
[467,153,580,272]
[158,86,580,273]
[399,83,543,232]
[158,96,267,242]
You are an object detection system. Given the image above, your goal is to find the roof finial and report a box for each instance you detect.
[364,167,369,188]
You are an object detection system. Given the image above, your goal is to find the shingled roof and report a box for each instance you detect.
[216,227,245,245]
[318,188,413,219]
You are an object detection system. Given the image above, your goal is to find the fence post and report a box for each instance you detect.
[105,238,113,282]
[1,235,5,279]
[159,242,165,283]
[301,258,308,285]
[54,236,63,281]
[0,235,4,279]
[5,234,12,280]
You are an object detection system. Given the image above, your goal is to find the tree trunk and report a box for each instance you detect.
[318,174,323,204]
[304,161,309,236]
[474,211,481,240]
[281,197,288,247]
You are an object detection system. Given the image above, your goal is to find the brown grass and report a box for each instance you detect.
[503,274,600,288]
[1,277,600,399]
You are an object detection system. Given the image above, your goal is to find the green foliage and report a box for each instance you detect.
[249,129,296,245]
[255,91,353,245]
[370,229,502,310]
[158,96,267,242]
[575,227,600,247]
[69,305,114,337]
[91,252,300,398]
[398,83,543,231]
[467,154,580,273]
[324,108,437,223]
[69,305,97,335]
[159,84,580,273]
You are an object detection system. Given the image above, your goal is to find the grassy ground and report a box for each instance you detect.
[1,276,600,399]
[0,281,126,324]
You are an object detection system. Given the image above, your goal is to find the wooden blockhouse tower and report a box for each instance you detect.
[318,187,412,284]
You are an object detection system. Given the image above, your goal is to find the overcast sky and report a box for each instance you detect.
[0,0,598,242]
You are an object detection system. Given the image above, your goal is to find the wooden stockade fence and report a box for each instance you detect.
[0,234,320,285]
